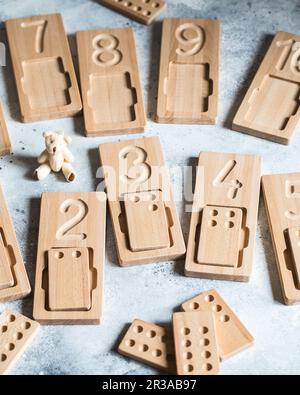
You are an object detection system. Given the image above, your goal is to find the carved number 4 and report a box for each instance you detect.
[213,160,243,199]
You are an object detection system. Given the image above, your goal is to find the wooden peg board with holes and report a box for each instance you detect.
[233,31,300,145]
[99,136,186,266]
[76,28,146,136]
[0,186,31,303]
[99,0,166,25]
[262,173,300,304]
[33,192,106,324]
[118,319,175,372]
[172,311,219,375]
[5,14,82,123]
[0,310,39,375]
[0,102,12,156]
[157,18,220,124]
[185,152,261,282]
[181,289,254,360]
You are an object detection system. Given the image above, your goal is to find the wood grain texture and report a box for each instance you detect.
[262,173,300,304]
[76,28,146,136]
[157,18,220,124]
[233,31,300,145]
[118,319,175,372]
[33,192,106,324]
[185,152,261,281]
[99,0,166,25]
[0,186,31,302]
[99,136,186,266]
[0,310,40,375]
[181,289,254,360]
[172,311,219,375]
[0,102,12,156]
[5,13,82,122]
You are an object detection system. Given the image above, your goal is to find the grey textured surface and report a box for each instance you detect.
[0,0,299,375]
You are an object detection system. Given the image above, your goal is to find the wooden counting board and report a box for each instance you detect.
[0,102,12,156]
[99,136,186,266]
[76,28,146,136]
[0,310,40,375]
[172,311,219,375]
[118,319,175,372]
[157,18,220,124]
[181,289,254,360]
[185,152,261,281]
[5,14,82,122]
[0,186,31,303]
[33,192,106,324]
[233,31,300,145]
[99,0,166,25]
[262,173,300,304]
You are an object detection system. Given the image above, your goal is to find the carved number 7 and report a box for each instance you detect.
[21,20,48,54]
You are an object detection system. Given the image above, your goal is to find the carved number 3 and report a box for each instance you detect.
[175,23,205,57]
[56,199,88,241]
[92,34,122,67]
[119,146,151,186]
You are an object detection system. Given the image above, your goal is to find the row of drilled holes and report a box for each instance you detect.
[181,326,212,373]
[114,0,161,16]
[189,294,231,323]
[1,314,32,363]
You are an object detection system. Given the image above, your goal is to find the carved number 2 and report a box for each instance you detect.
[56,199,88,241]
[21,20,47,53]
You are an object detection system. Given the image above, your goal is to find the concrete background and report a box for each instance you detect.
[0,0,299,375]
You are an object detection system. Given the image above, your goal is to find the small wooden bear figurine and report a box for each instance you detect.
[34,131,76,182]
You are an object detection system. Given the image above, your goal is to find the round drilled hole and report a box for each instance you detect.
[139,344,149,352]
[131,195,140,203]
[226,210,235,218]
[8,314,16,323]
[202,363,213,372]
[189,302,200,310]
[1,354,7,362]
[220,314,230,323]
[72,250,82,258]
[212,304,222,313]
[160,335,166,343]
[132,5,142,11]
[181,327,190,335]
[200,338,210,346]
[182,339,192,347]
[201,350,211,359]
[143,10,151,16]
[199,326,209,335]
[210,209,218,217]
[184,364,194,373]
[183,351,192,360]
[205,294,214,303]
[152,349,162,357]
[152,2,160,7]
[208,220,217,227]
[133,325,143,334]
[5,343,15,351]
[125,339,135,347]
[13,332,23,341]
[148,204,158,211]
[123,1,132,5]
[143,0,150,3]
[21,322,31,330]
[225,221,234,229]
[1,325,8,334]
[146,330,156,338]
[55,251,64,259]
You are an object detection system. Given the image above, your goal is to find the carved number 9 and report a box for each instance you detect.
[175,23,205,57]
[92,34,122,67]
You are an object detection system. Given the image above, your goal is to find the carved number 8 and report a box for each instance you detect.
[92,34,122,67]
[175,23,205,57]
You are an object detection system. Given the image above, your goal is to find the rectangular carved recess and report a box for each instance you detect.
[5,13,82,122]
[33,192,106,324]
[262,173,300,304]
[99,136,186,266]
[76,27,146,136]
[233,31,300,145]
[157,18,220,124]
[185,152,261,282]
